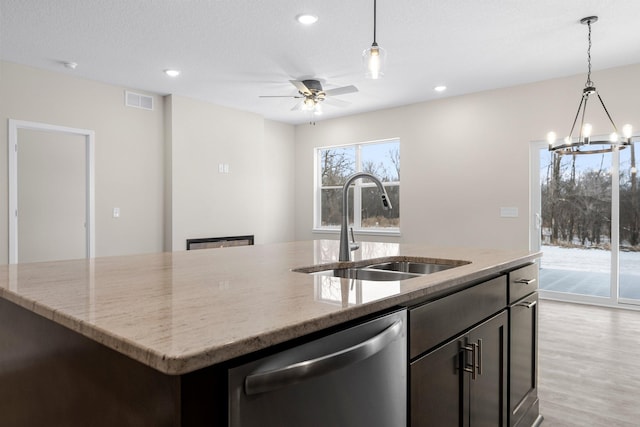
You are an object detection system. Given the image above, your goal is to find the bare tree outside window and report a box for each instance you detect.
[541,146,639,251]
[317,140,400,230]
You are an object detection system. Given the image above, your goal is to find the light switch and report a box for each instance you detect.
[113,207,120,218]
[224,163,230,173]
[218,163,224,173]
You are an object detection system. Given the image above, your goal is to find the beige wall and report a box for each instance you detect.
[0,61,165,261]
[167,95,295,250]
[262,120,296,244]
[294,63,640,250]
[2,60,637,259]
[0,62,297,262]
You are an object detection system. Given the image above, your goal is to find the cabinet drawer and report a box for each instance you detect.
[508,263,539,304]
[409,275,506,359]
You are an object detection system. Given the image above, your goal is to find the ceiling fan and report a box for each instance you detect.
[259,79,358,113]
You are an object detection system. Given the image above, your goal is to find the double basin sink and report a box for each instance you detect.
[293,257,470,282]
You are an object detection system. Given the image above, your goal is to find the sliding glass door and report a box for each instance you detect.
[619,143,640,303]
[531,140,640,307]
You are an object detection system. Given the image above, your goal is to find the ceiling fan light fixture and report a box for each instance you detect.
[302,97,316,110]
[363,0,385,79]
[548,16,635,155]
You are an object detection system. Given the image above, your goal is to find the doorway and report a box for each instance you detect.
[8,120,95,264]
[530,139,640,307]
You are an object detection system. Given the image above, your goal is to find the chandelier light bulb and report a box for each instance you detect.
[610,132,619,143]
[547,131,557,146]
[582,123,592,138]
[623,124,633,139]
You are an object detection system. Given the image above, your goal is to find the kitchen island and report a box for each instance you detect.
[0,240,542,426]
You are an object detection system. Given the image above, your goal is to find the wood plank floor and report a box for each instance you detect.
[538,299,640,426]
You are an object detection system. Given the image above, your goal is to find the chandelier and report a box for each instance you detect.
[547,16,633,155]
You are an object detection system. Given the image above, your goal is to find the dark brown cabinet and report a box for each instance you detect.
[409,274,509,427]
[409,263,542,427]
[508,263,541,426]
[410,310,508,427]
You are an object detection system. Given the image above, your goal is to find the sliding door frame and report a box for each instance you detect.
[530,139,639,309]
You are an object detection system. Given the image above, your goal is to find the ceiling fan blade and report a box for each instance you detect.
[324,98,351,108]
[290,80,312,96]
[291,100,304,111]
[259,95,303,98]
[324,85,358,96]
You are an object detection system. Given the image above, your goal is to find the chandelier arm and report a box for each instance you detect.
[579,95,589,140]
[568,95,586,139]
[595,92,620,133]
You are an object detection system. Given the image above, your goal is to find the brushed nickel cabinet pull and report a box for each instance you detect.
[516,300,537,309]
[461,343,477,380]
[476,339,482,376]
[514,278,536,285]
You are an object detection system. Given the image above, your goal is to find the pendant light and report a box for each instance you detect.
[362,0,386,79]
[547,16,633,155]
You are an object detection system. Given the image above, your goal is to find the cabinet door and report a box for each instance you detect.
[410,336,465,427]
[467,310,508,427]
[509,292,538,426]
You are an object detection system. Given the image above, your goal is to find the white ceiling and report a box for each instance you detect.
[2,0,640,125]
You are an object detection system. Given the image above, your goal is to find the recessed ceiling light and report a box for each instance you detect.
[164,69,181,77]
[434,85,447,92]
[296,14,318,25]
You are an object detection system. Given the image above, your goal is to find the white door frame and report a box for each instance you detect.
[8,119,95,264]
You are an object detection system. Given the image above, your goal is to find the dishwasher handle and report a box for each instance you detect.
[244,319,403,396]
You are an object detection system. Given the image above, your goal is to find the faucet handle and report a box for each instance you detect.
[349,228,360,252]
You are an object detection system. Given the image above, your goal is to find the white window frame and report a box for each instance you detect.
[313,138,400,237]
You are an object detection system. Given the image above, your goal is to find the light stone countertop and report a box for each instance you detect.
[0,240,540,375]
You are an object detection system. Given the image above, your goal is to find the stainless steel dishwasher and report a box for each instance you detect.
[228,308,407,427]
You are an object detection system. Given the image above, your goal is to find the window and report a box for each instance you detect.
[315,138,400,233]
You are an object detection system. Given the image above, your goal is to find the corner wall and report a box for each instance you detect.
[166,95,295,250]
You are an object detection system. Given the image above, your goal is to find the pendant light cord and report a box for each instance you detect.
[372,0,378,45]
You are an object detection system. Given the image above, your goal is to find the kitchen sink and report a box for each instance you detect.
[293,257,470,281]
[312,267,420,281]
[368,261,456,275]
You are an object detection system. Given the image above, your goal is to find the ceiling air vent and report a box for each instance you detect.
[125,91,154,111]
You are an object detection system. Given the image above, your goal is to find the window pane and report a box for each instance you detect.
[619,142,640,300]
[361,141,399,181]
[361,185,400,228]
[316,139,400,231]
[539,150,612,297]
[320,147,355,186]
[321,187,353,227]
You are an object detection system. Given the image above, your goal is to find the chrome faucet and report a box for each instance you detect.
[339,172,392,262]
